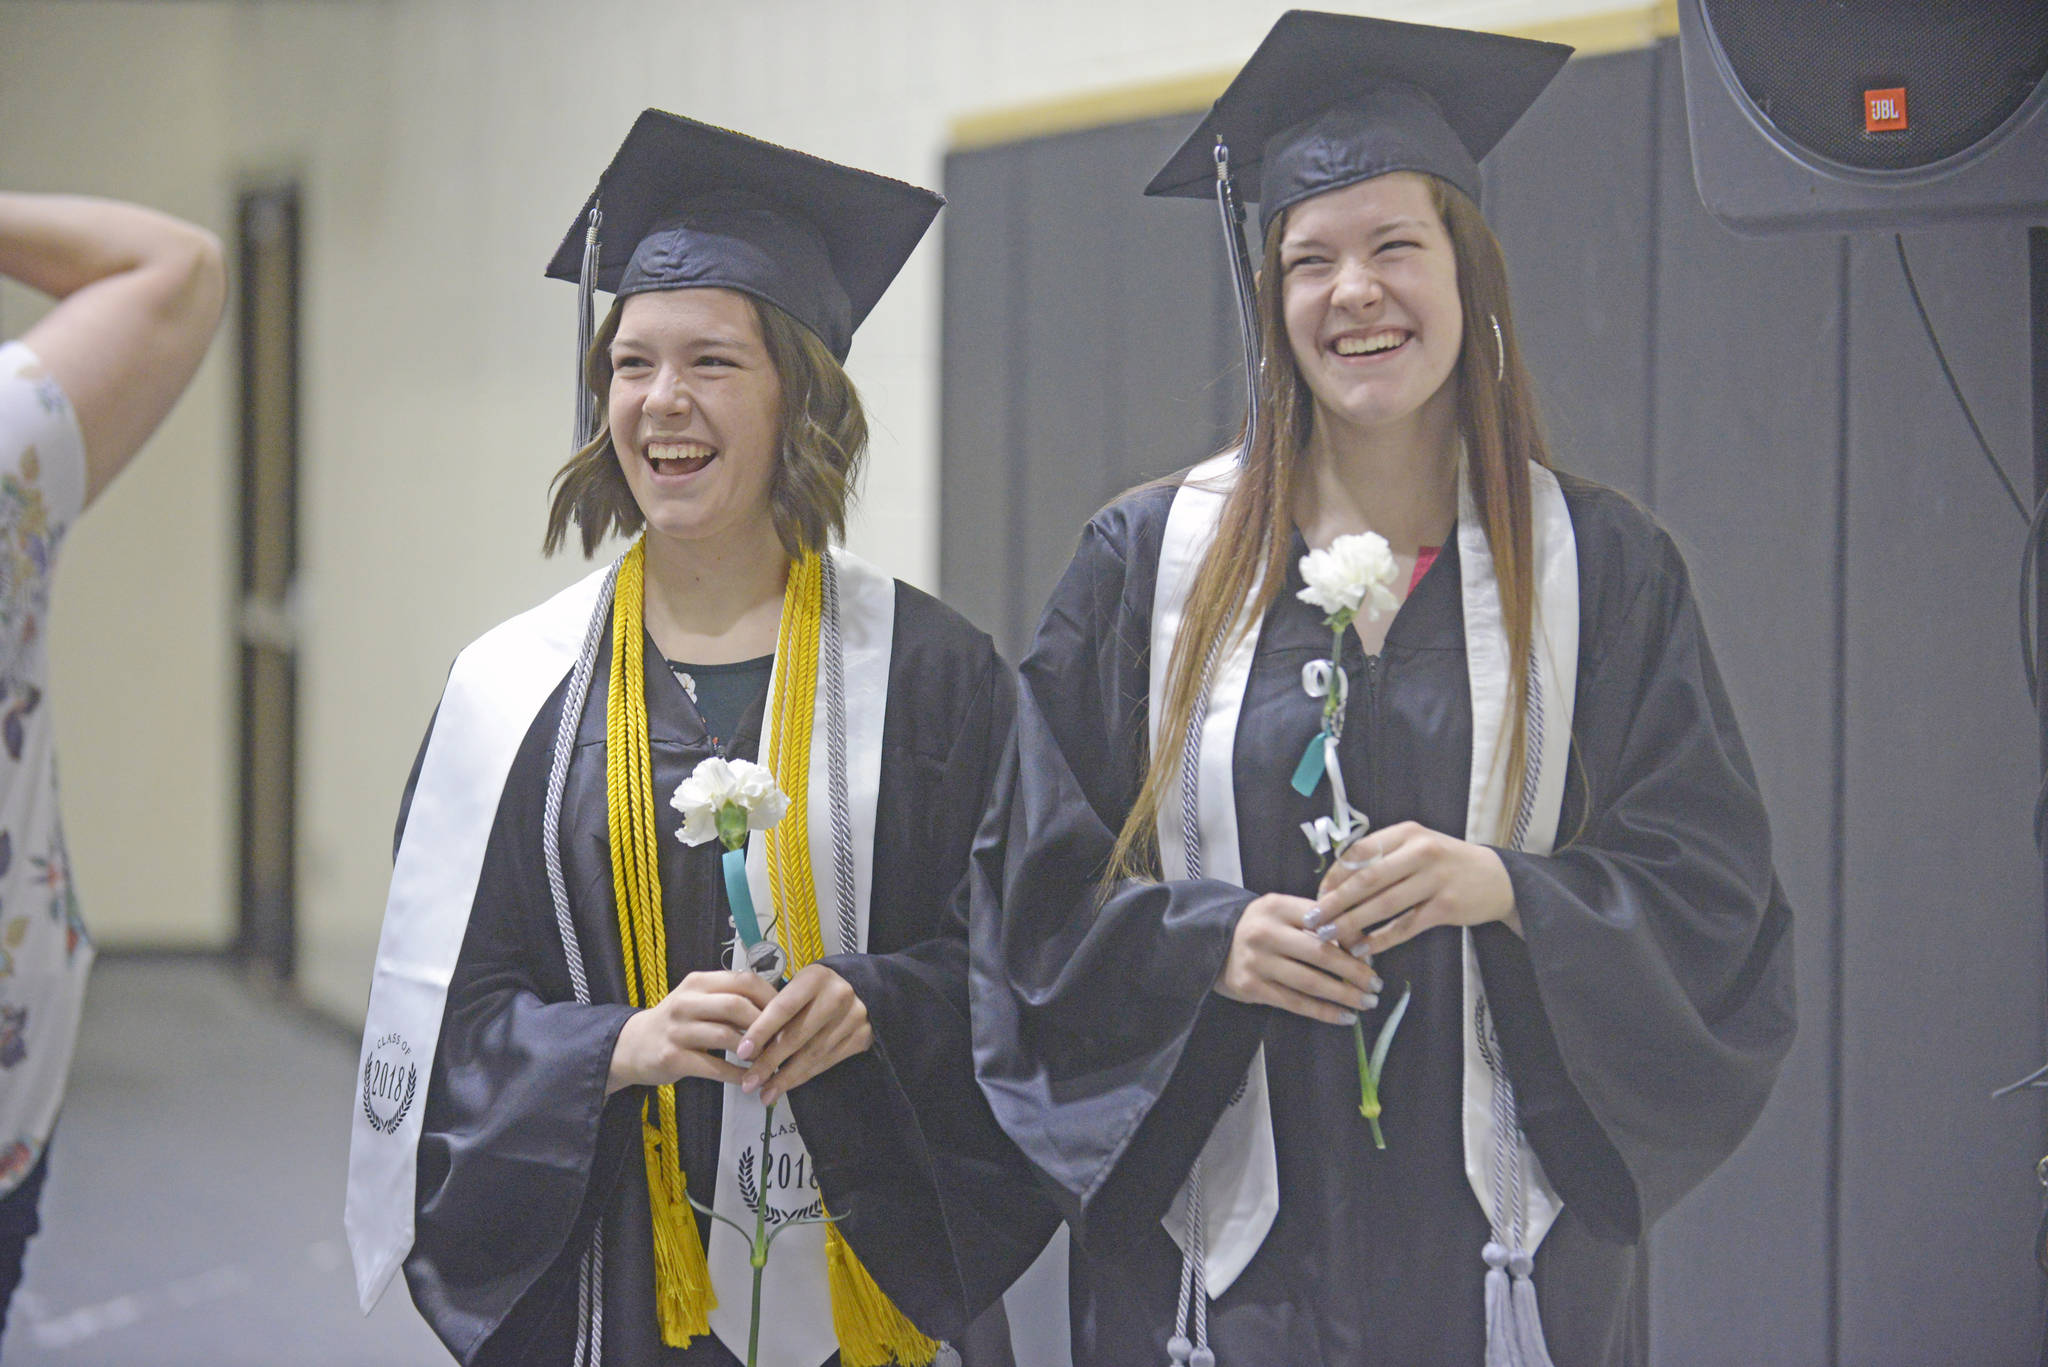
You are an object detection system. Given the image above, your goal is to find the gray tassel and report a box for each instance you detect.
[573,202,602,452]
[1211,137,1261,462]
[1483,1241,1515,1367]
[1509,1249,1556,1367]
[1483,1240,1558,1367]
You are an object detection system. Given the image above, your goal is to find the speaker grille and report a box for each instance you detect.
[1702,0,2048,173]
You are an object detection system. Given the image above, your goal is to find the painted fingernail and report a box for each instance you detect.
[1316,923,1340,943]
[1360,993,1379,1012]
[1337,1011,1359,1027]
[741,1076,758,1093]
[1301,905,1325,930]
[1370,974,1385,992]
[736,1039,757,1061]
[1348,942,1372,961]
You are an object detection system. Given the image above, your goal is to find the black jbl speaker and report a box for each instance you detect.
[1679,0,2048,235]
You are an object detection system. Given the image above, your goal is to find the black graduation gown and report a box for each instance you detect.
[402,581,1056,1366]
[968,472,1796,1366]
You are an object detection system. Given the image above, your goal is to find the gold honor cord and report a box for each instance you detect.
[764,552,937,1367]
[765,551,826,973]
[608,540,716,1345]
[610,541,933,1363]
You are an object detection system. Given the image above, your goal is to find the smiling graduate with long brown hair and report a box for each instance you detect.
[968,13,1795,1366]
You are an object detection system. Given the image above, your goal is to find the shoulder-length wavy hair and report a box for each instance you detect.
[543,292,869,559]
[1108,175,1552,882]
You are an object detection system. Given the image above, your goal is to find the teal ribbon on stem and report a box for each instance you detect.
[1290,731,1331,796]
[721,847,763,947]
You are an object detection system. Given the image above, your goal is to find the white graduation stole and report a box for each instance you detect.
[346,563,614,1312]
[1149,452,1578,1299]
[707,545,895,1367]
[1150,453,1280,1296]
[344,547,898,1367]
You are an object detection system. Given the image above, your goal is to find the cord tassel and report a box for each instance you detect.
[1483,1242,1515,1367]
[1508,1250,1556,1367]
[644,1116,713,1343]
[825,1220,939,1366]
[1481,1240,1556,1367]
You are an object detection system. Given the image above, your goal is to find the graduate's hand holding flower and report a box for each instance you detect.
[1314,821,1519,956]
[1216,892,1384,1026]
[608,969,779,1095]
[735,963,872,1105]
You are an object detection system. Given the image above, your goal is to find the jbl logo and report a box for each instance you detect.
[1865,87,1908,133]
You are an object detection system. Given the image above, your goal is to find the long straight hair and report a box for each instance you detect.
[1107,176,1552,882]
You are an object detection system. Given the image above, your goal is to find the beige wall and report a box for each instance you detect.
[0,0,1641,1021]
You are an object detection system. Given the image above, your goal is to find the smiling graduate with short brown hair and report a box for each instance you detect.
[347,108,1055,1367]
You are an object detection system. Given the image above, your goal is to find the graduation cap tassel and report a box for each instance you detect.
[1213,138,1262,464]
[574,202,603,452]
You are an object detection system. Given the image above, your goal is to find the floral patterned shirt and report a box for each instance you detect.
[0,341,90,1195]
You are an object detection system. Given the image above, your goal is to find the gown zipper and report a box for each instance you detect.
[1357,648,1380,831]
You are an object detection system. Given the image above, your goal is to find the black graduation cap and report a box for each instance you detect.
[545,109,943,364]
[1140,14,1568,463]
[1145,11,1571,233]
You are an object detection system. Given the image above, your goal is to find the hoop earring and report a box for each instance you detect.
[1490,314,1506,385]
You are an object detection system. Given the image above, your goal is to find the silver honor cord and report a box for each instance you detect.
[1213,138,1261,466]
[1479,656,1554,1367]
[819,552,860,957]
[1168,632,1223,1366]
[545,558,619,1363]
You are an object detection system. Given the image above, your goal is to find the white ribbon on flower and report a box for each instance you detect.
[1295,661,1368,856]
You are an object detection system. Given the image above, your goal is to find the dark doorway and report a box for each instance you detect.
[234,184,300,984]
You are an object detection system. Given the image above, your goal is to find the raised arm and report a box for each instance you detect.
[0,193,225,506]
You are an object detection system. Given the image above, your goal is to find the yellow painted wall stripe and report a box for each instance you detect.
[948,1,1678,151]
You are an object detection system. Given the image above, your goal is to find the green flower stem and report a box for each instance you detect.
[746,1101,775,1367]
[1353,1018,1386,1150]
[689,1098,848,1367]
[1353,982,1413,1152]
[1322,623,1347,733]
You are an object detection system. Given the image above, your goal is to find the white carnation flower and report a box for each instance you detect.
[1296,531,1400,627]
[729,760,789,830]
[675,804,722,847]
[671,756,787,846]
